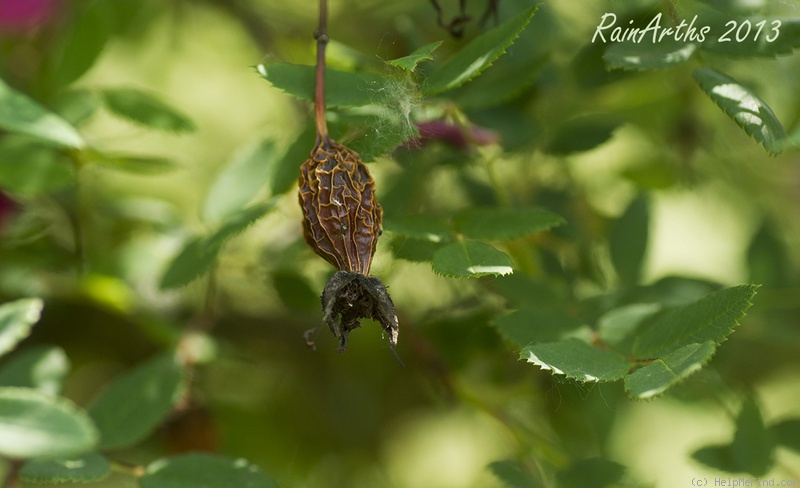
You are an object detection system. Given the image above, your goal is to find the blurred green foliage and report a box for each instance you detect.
[1,0,800,487]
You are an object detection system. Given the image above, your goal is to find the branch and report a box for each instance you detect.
[314,0,329,141]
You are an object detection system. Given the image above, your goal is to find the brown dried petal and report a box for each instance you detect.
[298,138,382,274]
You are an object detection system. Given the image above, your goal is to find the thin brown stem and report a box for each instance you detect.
[314,0,329,142]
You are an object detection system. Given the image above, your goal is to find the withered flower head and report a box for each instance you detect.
[299,137,398,353]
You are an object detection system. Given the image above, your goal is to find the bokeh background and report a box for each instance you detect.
[1,0,800,486]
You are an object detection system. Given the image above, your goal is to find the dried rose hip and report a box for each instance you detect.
[299,137,398,353]
[299,138,382,274]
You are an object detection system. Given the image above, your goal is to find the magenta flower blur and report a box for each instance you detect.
[0,0,59,32]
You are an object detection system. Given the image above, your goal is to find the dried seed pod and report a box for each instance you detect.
[299,138,382,274]
[299,137,398,354]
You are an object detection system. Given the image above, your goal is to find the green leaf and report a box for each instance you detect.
[610,195,649,286]
[160,200,277,289]
[385,41,443,71]
[424,6,539,94]
[0,137,74,196]
[693,68,787,155]
[632,284,758,359]
[203,139,276,223]
[701,18,800,58]
[88,151,179,174]
[624,341,716,399]
[494,308,585,348]
[384,215,452,242]
[454,207,565,241]
[52,89,100,126]
[271,270,319,312]
[520,338,631,382]
[771,418,800,454]
[0,298,44,358]
[101,88,196,133]
[597,303,661,351]
[20,452,111,484]
[0,387,98,458]
[390,236,446,263]
[432,240,513,278]
[730,397,774,476]
[269,124,315,196]
[604,38,697,71]
[450,54,547,109]
[0,78,85,149]
[0,345,70,395]
[140,453,279,488]
[488,460,542,488]
[556,458,625,488]
[256,62,392,107]
[692,397,775,476]
[88,352,186,450]
[545,115,620,155]
[49,0,113,87]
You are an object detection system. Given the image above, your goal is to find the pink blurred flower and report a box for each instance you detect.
[410,120,501,149]
[0,0,60,32]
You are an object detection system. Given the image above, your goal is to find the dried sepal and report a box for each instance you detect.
[298,138,382,275]
[313,271,399,352]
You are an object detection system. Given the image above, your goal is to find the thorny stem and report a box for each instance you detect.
[314,0,329,143]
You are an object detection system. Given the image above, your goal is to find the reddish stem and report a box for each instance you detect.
[314,0,329,143]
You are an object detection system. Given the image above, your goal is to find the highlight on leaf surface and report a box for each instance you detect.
[693,68,786,155]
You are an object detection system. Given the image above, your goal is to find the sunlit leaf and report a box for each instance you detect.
[0,345,69,395]
[424,6,538,94]
[625,341,716,399]
[101,88,196,133]
[256,62,392,107]
[0,387,97,458]
[521,338,630,382]
[88,352,186,450]
[20,452,110,484]
[385,41,442,72]
[160,200,277,289]
[432,240,513,278]
[454,207,565,240]
[604,38,697,70]
[140,453,279,488]
[203,139,276,223]
[632,284,758,358]
[0,298,44,358]
[390,236,445,263]
[0,78,85,149]
[693,68,786,155]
